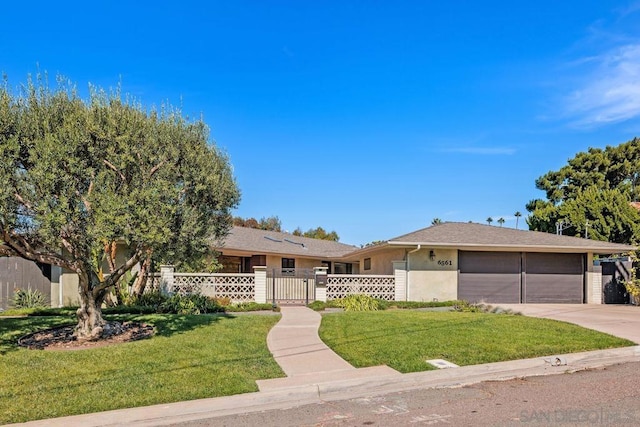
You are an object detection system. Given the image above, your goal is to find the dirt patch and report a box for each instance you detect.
[18,321,155,351]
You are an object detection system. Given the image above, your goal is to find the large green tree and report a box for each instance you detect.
[527,137,640,244]
[0,77,240,339]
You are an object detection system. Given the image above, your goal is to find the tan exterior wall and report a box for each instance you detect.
[585,253,602,304]
[360,248,406,275]
[407,248,458,302]
[264,255,325,271]
[50,266,62,307]
[60,269,81,307]
[408,271,458,301]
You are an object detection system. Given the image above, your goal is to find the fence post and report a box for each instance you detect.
[253,266,267,304]
[160,265,175,295]
[392,261,407,302]
[314,267,328,302]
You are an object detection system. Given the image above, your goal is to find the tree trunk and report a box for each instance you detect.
[131,255,152,297]
[75,271,107,341]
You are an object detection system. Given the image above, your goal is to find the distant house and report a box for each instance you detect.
[215,226,360,274]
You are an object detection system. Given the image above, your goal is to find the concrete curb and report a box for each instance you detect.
[10,346,640,427]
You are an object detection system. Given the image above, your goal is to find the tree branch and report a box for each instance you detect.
[103,159,126,182]
[149,160,167,178]
[80,180,94,212]
[95,247,143,293]
[14,192,34,212]
[1,230,73,270]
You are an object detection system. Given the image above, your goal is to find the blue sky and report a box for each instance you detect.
[2,1,639,245]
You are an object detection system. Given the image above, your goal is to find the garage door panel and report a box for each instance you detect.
[458,274,520,303]
[524,253,584,304]
[459,252,521,303]
[526,253,584,275]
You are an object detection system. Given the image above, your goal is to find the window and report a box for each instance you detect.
[364,258,371,271]
[282,258,295,269]
[282,258,295,275]
[334,263,353,274]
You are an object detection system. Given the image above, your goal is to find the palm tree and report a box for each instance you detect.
[498,217,505,227]
[486,217,493,225]
[514,211,522,229]
[431,218,443,226]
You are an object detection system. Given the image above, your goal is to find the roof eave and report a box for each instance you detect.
[387,241,635,254]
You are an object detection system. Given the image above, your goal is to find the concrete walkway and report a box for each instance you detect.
[497,304,640,344]
[256,306,400,390]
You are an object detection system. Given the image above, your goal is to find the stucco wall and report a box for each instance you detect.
[60,269,81,307]
[406,248,458,302]
[50,266,62,307]
[361,248,406,275]
[265,255,325,271]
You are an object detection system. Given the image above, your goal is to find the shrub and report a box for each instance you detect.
[452,300,484,313]
[212,296,232,307]
[625,279,640,306]
[451,300,520,314]
[12,288,47,309]
[159,294,223,315]
[307,300,329,311]
[335,294,380,312]
[384,300,458,309]
[226,302,279,312]
[128,291,168,309]
[103,305,157,315]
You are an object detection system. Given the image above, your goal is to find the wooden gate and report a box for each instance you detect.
[267,269,315,305]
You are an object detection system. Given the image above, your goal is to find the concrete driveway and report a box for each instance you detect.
[497,304,640,344]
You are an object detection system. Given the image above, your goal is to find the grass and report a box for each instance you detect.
[318,311,634,373]
[0,313,283,424]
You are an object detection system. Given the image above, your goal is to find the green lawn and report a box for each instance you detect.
[319,311,634,373]
[0,313,283,424]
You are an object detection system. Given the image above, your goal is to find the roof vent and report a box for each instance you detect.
[284,238,305,248]
[264,236,282,243]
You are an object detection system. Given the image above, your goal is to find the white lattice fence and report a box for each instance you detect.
[327,275,395,301]
[172,273,256,302]
[144,274,162,292]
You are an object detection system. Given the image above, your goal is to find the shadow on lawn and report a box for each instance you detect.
[0,312,239,355]
[0,317,75,355]
[145,313,237,338]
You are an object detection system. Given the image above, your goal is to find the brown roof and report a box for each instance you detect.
[217,226,359,258]
[631,202,640,211]
[385,222,635,254]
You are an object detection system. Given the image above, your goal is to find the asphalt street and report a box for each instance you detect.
[171,361,640,427]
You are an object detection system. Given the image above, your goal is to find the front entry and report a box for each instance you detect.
[267,269,316,305]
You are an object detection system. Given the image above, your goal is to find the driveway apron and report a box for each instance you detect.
[497,304,640,344]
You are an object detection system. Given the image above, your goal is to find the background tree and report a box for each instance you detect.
[497,217,505,227]
[527,137,640,244]
[486,217,493,225]
[0,76,240,339]
[431,218,443,225]
[292,226,339,241]
[232,216,281,231]
[258,216,282,231]
[514,211,522,229]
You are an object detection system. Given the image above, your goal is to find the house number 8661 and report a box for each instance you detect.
[437,260,452,266]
